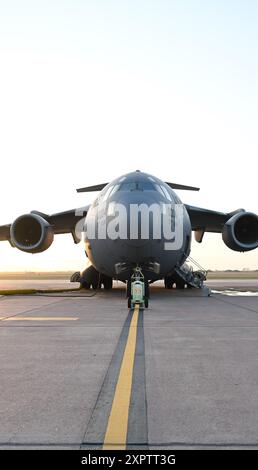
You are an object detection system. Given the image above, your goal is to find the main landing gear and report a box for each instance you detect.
[70,266,113,290]
[164,275,185,290]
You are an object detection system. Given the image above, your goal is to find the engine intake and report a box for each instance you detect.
[10,214,54,253]
[222,212,258,252]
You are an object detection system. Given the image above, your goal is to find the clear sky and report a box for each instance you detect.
[0,0,257,271]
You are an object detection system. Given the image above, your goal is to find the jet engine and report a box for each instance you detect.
[10,214,54,253]
[222,212,258,252]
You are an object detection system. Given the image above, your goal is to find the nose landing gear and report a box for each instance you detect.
[127,267,149,309]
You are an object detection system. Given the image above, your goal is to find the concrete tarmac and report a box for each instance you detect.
[1,278,258,292]
[0,285,258,450]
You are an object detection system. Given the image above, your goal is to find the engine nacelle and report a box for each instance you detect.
[222,212,258,252]
[10,214,54,253]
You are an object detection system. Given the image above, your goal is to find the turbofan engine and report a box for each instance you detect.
[222,212,258,252]
[10,214,54,253]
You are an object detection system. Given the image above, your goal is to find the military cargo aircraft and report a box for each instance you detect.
[0,171,257,291]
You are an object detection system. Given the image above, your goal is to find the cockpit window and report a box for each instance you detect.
[118,181,155,191]
[154,184,174,201]
[109,184,119,196]
[161,185,173,201]
[154,184,166,197]
[102,185,114,201]
[97,180,177,202]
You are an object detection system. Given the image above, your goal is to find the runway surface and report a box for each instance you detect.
[0,285,258,450]
[1,278,258,291]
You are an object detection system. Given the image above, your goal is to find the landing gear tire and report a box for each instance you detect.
[128,297,132,309]
[144,297,149,309]
[103,277,113,290]
[145,280,150,298]
[176,282,185,289]
[164,277,174,289]
[127,280,131,297]
[81,282,91,289]
[80,266,100,289]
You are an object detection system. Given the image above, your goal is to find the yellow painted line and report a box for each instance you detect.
[0,317,78,321]
[103,304,139,450]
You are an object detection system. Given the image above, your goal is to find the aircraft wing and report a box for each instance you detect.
[0,224,11,242]
[33,207,89,239]
[184,205,246,241]
[0,206,89,245]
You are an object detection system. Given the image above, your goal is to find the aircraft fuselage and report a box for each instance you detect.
[84,171,192,281]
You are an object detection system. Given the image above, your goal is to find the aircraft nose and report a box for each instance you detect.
[112,192,163,247]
